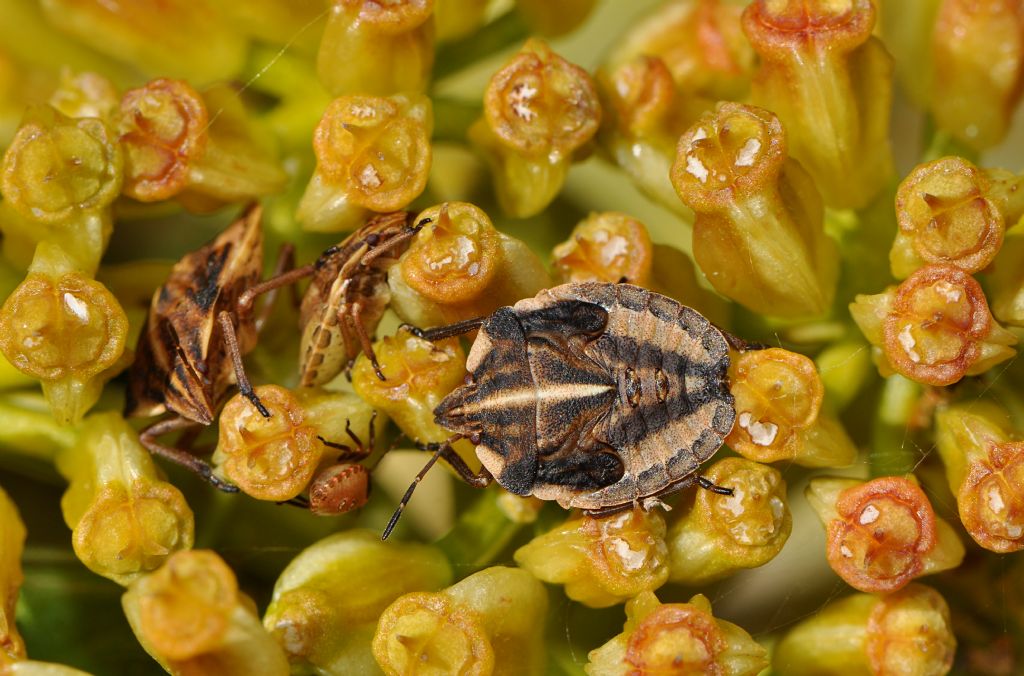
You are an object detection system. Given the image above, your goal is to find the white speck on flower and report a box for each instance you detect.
[738,411,779,446]
[686,155,709,183]
[691,127,708,142]
[600,236,629,266]
[898,325,920,363]
[509,83,537,122]
[719,486,746,517]
[351,104,377,119]
[735,138,761,167]
[986,485,1006,513]
[608,537,647,571]
[859,504,880,525]
[63,293,89,322]
[934,280,963,304]
[427,255,453,271]
[840,544,853,558]
[359,164,382,189]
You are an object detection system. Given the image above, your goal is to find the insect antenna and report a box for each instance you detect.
[696,475,734,496]
[382,441,448,540]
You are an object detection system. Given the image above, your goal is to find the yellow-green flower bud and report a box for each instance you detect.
[806,475,964,593]
[726,348,857,467]
[297,94,432,233]
[668,457,791,585]
[891,156,1024,278]
[742,0,894,208]
[0,262,129,425]
[514,0,595,37]
[264,530,452,674]
[850,264,1017,386]
[208,0,328,53]
[990,229,1024,327]
[671,102,838,318]
[935,401,1024,553]
[515,508,669,608]
[0,105,121,274]
[930,0,1024,151]
[123,550,289,675]
[39,0,247,85]
[586,591,768,676]
[434,0,489,42]
[471,40,601,218]
[317,0,435,97]
[879,0,942,106]
[773,584,956,676]
[118,79,287,210]
[213,385,323,502]
[56,412,194,586]
[48,69,118,122]
[552,212,654,287]
[0,485,26,661]
[388,202,552,327]
[373,566,547,676]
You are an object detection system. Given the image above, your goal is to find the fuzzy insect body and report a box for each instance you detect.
[435,282,736,513]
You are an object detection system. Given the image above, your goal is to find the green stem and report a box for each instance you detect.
[0,393,78,462]
[433,10,530,81]
[869,374,922,477]
[919,114,979,164]
[435,489,523,570]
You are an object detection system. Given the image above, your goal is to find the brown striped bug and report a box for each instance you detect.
[383,282,765,538]
[125,204,281,490]
[126,207,427,495]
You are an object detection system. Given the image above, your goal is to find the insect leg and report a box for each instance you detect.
[140,416,239,493]
[349,301,387,380]
[715,325,770,352]
[696,475,734,496]
[383,434,493,539]
[400,316,486,342]
[238,260,316,331]
[318,412,378,462]
[217,311,271,418]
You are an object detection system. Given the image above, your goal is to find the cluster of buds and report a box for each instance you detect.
[373,566,548,674]
[668,457,791,585]
[470,40,601,218]
[122,549,289,674]
[514,508,669,608]
[671,102,838,318]
[586,590,768,675]
[807,475,965,593]
[742,0,893,209]
[387,202,551,327]
[851,264,1017,386]
[263,530,452,674]
[935,401,1024,553]
[596,0,753,213]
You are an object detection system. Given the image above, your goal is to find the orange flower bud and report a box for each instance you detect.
[809,476,964,594]
[880,265,1013,385]
[213,385,323,501]
[552,212,654,287]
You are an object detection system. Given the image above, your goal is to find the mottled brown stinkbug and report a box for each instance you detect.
[384,281,756,538]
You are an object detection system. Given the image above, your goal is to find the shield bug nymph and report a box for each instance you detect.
[383,281,760,538]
